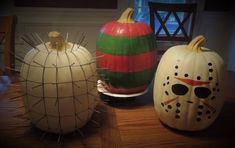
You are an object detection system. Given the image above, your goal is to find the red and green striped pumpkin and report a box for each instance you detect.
[96,8,157,94]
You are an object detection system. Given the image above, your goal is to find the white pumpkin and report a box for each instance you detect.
[20,31,98,134]
[154,35,225,131]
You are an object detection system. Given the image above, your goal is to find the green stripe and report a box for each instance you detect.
[97,65,157,88]
[96,33,156,56]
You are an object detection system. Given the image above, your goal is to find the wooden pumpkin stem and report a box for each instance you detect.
[187,35,206,52]
[117,8,135,23]
[48,31,70,51]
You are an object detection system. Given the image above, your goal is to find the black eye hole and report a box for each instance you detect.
[172,84,188,95]
[194,87,211,98]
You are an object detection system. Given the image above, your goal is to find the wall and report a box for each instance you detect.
[193,0,232,66]
[2,0,130,69]
[1,0,234,71]
[227,14,235,72]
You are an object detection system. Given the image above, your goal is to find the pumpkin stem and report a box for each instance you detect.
[187,35,206,52]
[48,31,70,51]
[117,8,135,23]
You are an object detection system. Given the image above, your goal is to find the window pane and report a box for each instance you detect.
[134,0,186,35]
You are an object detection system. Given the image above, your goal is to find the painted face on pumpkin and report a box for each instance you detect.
[159,61,220,122]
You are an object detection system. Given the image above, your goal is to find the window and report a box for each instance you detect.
[134,0,186,35]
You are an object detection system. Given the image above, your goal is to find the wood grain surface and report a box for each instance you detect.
[0,71,235,147]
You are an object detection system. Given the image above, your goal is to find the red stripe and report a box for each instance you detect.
[96,50,157,73]
[175,77,210,86]
[105,84,148,94]
[163,97,179,105]
[101,21,153,36]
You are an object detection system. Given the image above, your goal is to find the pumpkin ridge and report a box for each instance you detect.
[96,50,157,73]
[97,66,156,88]
[96,33,155,56]
[101,21,153,36]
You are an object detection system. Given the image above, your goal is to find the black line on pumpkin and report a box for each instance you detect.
[34,115,46,125]
[75,113,83,123]
[74,96,82,104]
[32,98,43,107]
[72,82,80,89]
[72,49,91,122]
[80,79,97,84]
[40,51,52,130]
[31,84,43,89]
[22,47,41,129]
[25,92,94,99]
[33,60,44,67]
[65,51,79,129]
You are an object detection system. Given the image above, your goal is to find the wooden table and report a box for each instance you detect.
[0,71,235,147]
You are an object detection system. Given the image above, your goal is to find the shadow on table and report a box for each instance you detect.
[0,103,106,147]
[161,100,235,143]
[100,83,154,109]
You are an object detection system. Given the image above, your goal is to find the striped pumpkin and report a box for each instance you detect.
[96,8,157,94]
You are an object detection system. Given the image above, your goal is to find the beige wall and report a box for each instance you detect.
[10,0,130,69]
[2,0,233,71]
